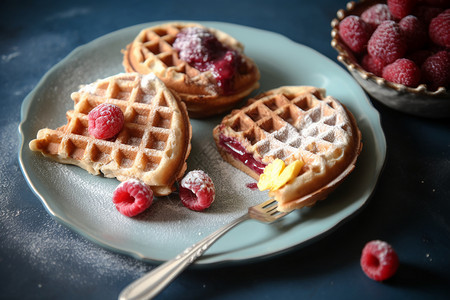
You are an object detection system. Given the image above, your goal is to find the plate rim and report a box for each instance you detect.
[18,20,387,267]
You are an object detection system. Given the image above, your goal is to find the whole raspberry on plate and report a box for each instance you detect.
[179,170,215,211]
[382,58,421,87]
[368,20,407,64]
[361,4,394,30]
[88,103,124,140]
[421,51,450,90]
[360,240,399,281]
[113,179,153,217]
[429,9,450,48]
[387,0,417,19]
[339,15,372,54]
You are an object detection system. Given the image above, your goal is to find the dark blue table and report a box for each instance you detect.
[1,0,449,299]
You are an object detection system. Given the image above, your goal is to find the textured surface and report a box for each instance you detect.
[29,73,191,196]
[213,86,362,211]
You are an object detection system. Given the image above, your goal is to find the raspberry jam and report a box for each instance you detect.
[219,134,266,175]
[173,27,243,94]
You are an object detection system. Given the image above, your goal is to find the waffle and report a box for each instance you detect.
[29,73,192,196]
[122,22,260,118]
[213,86,362,211]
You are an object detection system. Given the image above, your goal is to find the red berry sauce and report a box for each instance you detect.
[173,27,244,94]
[218,134,266,175]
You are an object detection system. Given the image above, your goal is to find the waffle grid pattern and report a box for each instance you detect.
[30,73,190,194]
[136,24,202,79]
[224,88,352,166]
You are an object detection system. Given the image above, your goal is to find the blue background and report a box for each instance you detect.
[1,0,449,299]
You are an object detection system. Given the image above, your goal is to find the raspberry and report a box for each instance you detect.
[361,53,386,76]
[112,179,153,217]
[421,51,450,90]
[360,240,399,281]
[339,16,372,54]
[429,10,450,48]
[399,15,428,50]
[88,103,124,140]
[382,58,421,87]
[368,20,407,64]
[173,27,225,65]
[179,170,215,211]
[361,4,394,30]
[387,0,417,19]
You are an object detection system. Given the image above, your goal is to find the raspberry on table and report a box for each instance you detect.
[368,20,407,64]
[421,50,450,90]
[179,170,215,211]
[382,58,421,87]
[429,10,450,48]
[399,15,428,51]
[88,103,124,140]
[388,0,417,19]
[339,15,372,54]
[361,53,386,76]
[360,240,399,281]
[112,179,154,217]
[361,4,394,30]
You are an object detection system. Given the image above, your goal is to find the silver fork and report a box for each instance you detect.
[119,198,291,300]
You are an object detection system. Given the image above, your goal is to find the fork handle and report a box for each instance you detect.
[118,213,250,300]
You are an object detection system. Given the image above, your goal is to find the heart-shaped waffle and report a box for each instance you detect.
[122,22,260,118]
[213,86,362,211]
[29,73,192,196]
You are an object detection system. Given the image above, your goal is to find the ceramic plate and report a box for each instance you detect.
[18,21,386,266]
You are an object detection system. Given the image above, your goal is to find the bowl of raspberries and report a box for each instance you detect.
[331,0,450,118]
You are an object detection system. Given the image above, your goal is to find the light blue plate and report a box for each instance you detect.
[18,21,386,266]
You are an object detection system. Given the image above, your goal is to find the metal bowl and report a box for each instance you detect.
[331,0,450,118]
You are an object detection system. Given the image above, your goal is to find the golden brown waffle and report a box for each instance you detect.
[213,86,362,211]
[122,22,260,118]
[29,73,192,196]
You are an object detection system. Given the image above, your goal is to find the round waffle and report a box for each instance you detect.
[213,86,362,211]
[122,22,260,118]
[29,73,192,196]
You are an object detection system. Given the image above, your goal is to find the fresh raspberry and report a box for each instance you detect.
[360,240,399,281]
[179,170,215,211]
[368,20,407,64]
[388,0,417,19]
[112,179,153,217]
[382,58,421,87]
[421,50,450,90]
[339,15,372,54]
[399,15,428,50]
[173,27,225,65]
[361,53,386,76]
[88,103,124,140]
[361,4,394,30]
[429,10,450,48]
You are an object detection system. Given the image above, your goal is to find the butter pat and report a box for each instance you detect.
[258,159,304,191]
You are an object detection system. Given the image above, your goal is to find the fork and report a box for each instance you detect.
[118,198,291,300]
